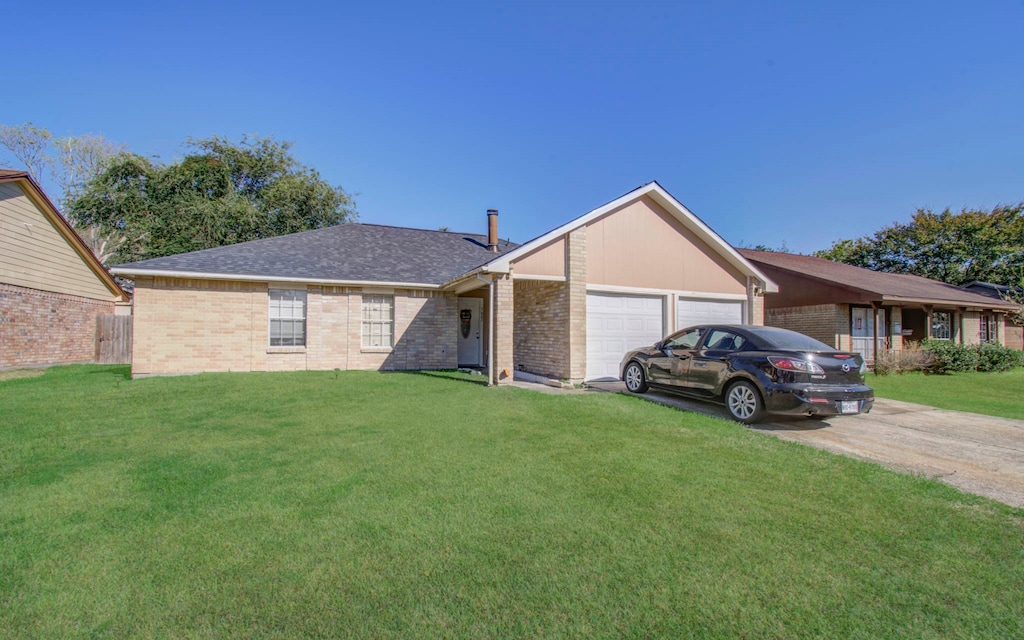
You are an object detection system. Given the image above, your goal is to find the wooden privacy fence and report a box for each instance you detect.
[96,314,132,364]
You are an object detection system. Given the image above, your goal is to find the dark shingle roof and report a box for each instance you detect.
[738,249,1017,308]
[113,223,518,285]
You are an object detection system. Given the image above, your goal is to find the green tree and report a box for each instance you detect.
[815,204,1024,287]
[0,122,129,262]
[69,136,357,264]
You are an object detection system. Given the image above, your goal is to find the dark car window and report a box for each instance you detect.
[744,327,835,351]
[702,329,746,352]
[664,328,702,350]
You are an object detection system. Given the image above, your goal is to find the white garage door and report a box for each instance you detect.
[586,293,664,381]
[676,298,744,330]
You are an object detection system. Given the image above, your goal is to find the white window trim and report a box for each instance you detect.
[931,311,952,341]
[362,294,395,350]
[268,289,307,348]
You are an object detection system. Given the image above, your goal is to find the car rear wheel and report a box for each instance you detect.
[725,380,765,424]
[623,362,648,393]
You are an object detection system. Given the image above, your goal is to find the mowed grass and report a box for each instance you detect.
[1,367,1022,639]
[869,368,1024,420]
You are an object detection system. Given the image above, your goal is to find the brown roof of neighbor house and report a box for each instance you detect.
[738,249,1017,309]
[0,168,128,301]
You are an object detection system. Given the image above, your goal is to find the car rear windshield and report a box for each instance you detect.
[745,327,836,352]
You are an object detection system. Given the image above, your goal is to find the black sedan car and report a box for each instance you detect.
[620,325,874,424]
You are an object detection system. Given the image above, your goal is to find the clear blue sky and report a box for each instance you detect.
[5,1,1023,254]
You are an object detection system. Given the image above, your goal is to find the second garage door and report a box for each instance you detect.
[586,292,664,381]
[676,298,744,330]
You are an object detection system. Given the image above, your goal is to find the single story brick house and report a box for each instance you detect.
[738,249,1019,363]
[1,170,129,368]
[111,181,777,383]
[961,281,1023,350]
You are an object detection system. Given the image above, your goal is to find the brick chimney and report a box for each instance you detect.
[487,209,499,252]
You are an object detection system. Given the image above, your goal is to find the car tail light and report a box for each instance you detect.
[768,356,825,375]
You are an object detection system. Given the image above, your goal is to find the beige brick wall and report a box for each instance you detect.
[960,310,980,345]
[131,277,456,376]
[566,227,587,382]
[506,228,587,383]
[889,307,903,351]
[492,273,515,384]
[747,279,765,326]
[1005,318,1023,350]
[514,280,569,379]
[764,303,845,348]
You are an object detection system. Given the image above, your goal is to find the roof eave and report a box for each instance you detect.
[880,294,1019,310]
[109,267,442,289]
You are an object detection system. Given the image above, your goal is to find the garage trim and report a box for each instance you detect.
[586,283,747,300]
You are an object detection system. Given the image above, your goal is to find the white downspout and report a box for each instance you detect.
[476,273,495,386]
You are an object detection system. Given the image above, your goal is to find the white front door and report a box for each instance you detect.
[457,297,484,366]
[852,307,886,361]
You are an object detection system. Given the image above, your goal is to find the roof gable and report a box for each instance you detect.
[0,170,127,301]
[477,182,778,291]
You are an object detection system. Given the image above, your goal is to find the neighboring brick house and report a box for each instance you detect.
[112,181,776,383]
[961,281,1024,350]
[738,250,1019,364]
[0,170,129,368]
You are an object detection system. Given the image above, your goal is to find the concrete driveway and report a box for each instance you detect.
[588,381,1024,508]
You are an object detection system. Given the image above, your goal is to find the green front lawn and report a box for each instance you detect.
[869,368,1024,420]
[1,366,1022,638]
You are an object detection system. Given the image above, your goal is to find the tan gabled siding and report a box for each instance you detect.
[0,182,115,301]
[512,237,566,278]
[584,196,746,294]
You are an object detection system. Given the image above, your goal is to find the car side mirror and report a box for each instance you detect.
[653,341,663,351]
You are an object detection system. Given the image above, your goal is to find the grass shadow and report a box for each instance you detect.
[384,369,491,387]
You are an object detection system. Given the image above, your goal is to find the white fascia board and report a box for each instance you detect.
[448,275,489,295]
[108,267,441,290]
[479,181,779,293]
[516,274,566,282]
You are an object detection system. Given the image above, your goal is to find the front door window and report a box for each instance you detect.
[931,311,952,340]
[852,307,886,361]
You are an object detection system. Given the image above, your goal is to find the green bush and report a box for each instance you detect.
[975,342,1023,372]
[922,340,979,374]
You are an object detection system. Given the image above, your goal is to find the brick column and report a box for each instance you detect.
[747,278,765,326]
[566,227,587,383]
[492,273,515,385]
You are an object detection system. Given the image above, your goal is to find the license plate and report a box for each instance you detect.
[840,401,859,414]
